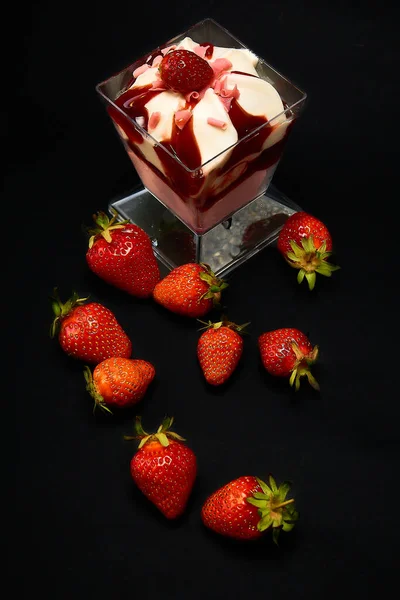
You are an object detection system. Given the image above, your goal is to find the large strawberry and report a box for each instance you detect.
[258,327,319,390]
[201,475,298,543]
[125,416,197,519]
[159,49,213,94]
[277,211,340,290]
[50,288,132,363]
[197,318,249,385]
[152,263,228,318]
[84,358,155,414]
[86,211,160,298]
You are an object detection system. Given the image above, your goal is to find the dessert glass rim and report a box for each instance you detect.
[95,17,307,175]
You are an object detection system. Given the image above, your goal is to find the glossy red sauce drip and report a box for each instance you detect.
[110,84,204,196]
[154,114,204,197]
[107,63,294,213]
[199,42,214,59]
[108,85,160,144]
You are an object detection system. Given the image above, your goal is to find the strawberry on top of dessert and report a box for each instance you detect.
[115,36,290,175]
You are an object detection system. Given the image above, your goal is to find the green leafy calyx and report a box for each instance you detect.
[87,210,130,249]
[198,263,229,306]
[289,341,320,391]
[124,416,186,449]
[83,365,113,415]
[49,287,89,338]
[246,475,299,545]
[197,316,250,334]
[285,237,340,291]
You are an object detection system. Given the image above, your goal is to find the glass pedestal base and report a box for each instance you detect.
[109,185,301,277]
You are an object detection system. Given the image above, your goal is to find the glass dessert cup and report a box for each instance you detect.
[96,18,307,276]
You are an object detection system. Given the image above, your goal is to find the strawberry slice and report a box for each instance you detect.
[159,49,213,94]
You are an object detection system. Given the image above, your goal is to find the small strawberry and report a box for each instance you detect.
[152,263,228,318]
[50,288,132,364]
[125,416,197,519]
[159,49,214,94]
[197,318,249,385]
[201,475,298,544]
[258,327,319,390]
[84,358,155,414]
[86,211,160,298]
[277,211,340,290]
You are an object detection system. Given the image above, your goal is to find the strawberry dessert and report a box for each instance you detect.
[99,30,303,234]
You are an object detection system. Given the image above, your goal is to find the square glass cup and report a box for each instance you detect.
[96,18,306,275]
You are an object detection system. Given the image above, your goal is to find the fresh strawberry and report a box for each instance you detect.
[50,288,132,364]
[159,49,214,94]
[84,358,155,414]
[197,318,249,385]
[152,262,228,318]
[125,416,197,519]
[86,211,160,298]
[258,327,319,390]
[201,475,298,543]
[277,211,340,290]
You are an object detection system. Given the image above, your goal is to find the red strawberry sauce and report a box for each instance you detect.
[107,47,294,214]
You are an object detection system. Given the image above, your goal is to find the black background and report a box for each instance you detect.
[8,0,399,597]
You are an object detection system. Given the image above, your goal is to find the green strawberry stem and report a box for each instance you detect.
[246,475,299,545]
[83,366,113,415]
[198,263,229,307]
[87,210,130,249]
[273,499,295,509]
[289,341,320,391]
[124,416,186,449]
[285,237,340,291]
[50,288,89,338]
